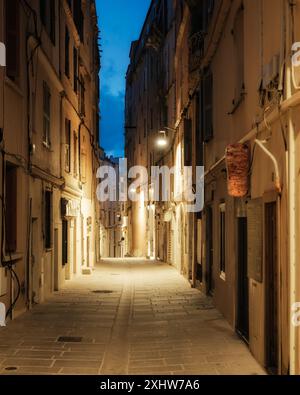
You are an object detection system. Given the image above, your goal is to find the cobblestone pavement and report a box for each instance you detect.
[0,259,266,375]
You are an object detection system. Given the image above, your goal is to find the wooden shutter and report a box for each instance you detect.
[50,0,56,44]
[44,191,52,249]
[184,118,192,166]
[65,28,70,77]
[5,163,17,252]
[5,0,19,80]
[62,220,68,266]
[202,71,213,142]
[247,198,263,282]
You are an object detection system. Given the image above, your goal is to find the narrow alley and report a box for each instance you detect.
[0,260,264,375]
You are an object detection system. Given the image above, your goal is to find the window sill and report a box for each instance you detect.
[3,253,23,264]
[220,271,226,281]
[5,77,23,97]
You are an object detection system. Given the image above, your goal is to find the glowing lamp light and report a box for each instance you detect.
[157,130,168,148]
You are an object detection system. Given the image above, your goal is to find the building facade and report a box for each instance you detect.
[125,0,300,375]
[0,0,101,318]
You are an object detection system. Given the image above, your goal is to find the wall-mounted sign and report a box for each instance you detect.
[226,143,250,198]
[0,42,5,67]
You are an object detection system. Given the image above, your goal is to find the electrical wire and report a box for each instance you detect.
[5,264,21,319]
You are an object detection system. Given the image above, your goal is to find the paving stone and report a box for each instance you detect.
[0,259,266,376]
[59,367,100,375]
[53,359,102,368]
[1,358,54,367]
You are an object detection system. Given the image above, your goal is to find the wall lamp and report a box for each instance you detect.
[156,127,176,148]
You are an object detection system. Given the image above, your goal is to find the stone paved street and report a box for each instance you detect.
[0,259,265,375]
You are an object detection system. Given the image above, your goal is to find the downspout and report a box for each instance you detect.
[254,140,281,193]
[286,0,297,376]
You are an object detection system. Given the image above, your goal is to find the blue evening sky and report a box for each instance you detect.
[96,0,151,158]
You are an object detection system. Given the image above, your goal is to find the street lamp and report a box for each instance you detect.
[157,130,168,148]
[156,127,176,148]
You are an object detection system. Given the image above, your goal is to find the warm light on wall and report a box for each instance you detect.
[156,130,168,147]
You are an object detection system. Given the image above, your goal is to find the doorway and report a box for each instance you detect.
[265,202,278,374]
[62,219,68,267]
[205,206,214,295]
[236,217,249,342]
[54,228,59,291]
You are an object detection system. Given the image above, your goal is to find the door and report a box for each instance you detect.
[86,236,90,267]
[236,217,249,342]
[62,219,68,267]
[265,202,278,374]
[206,206,214,295]
[31,218,39,304]
[54,228,59,291]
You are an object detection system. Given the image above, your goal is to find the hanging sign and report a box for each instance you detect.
[225,143,250,198]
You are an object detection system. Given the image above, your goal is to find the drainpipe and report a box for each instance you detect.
[286,0,297,376]
[254,140,281,193]
[254,137,283,373]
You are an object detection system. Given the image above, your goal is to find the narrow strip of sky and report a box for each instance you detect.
[97,0,151,158]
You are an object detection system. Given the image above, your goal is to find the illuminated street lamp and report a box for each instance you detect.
[157,130,168,148]
[156,127,176,149]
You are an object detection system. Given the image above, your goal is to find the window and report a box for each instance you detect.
[40,0,55,44]
[73,1,84,42]
[203,0,215,32]
[81,149,87,183]
[201,69,213,142]
[5,0,19,81]
[73,131,78,177]
[73,47,78,93]
[65,27,70,78]
[43,82,51,147]
[150,108,153,130]
[79,76,85,116]
[233,4,245,102]
[44,190,52,249]
[196,93,204,166]
[184,118,192,166]
[62,219,68,266]
[65,119,71,172]
[219,203,226,277]
[5,163,17,253]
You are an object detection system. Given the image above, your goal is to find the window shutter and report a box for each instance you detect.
[184,118,192,166]
[5,0,19,80]
[65,28,70,77]
[202,71,213,142]
[50,0,56,44]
